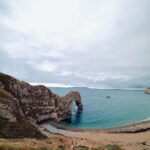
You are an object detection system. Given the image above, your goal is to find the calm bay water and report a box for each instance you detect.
[50,87,150,128]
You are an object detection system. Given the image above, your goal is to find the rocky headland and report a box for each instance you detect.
[0,72,83,139]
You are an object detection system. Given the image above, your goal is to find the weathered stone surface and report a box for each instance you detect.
[0,72,83,124]
[0,88,22,123]
[144,88,150,94]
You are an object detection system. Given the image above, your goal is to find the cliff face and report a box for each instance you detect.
[0,72,83,124]
[0,88,21,122]
[0,84,46,139]
[144,88,150,94]
[0,72,83,138]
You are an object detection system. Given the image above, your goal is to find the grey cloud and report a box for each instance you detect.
[0,0,150,88]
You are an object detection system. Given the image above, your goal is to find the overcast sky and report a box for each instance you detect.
[0,0,150,88]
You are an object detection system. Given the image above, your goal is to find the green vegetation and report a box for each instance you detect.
[0,143,124,150]
[36,147,53,150]
[0,143,33,150]
[45,139,52,144]
[74,144,124,150]
[91,144,124,150]
[0,118,47,139]
[104,144,124,150]
[73,145,89,150]
[0,88,47,139]
[56,145,65,150]
[0,88,13,99]
[54,99,58,107]
[0,143,53,150]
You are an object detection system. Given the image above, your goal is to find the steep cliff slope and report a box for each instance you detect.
[0,87,46,139]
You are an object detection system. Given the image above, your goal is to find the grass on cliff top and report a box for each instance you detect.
[0,118,47,139]
[0,143,124,150]
[0,88,46,139]
[0,88,13,99]
[73,144,124,150]
[0,142,53,150]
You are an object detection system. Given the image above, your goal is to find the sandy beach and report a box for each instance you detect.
[39,120,150,150]
[1,122,149,150]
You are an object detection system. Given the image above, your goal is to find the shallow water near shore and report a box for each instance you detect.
[50,87,150,128]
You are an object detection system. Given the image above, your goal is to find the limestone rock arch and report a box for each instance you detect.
[61,91,83,115]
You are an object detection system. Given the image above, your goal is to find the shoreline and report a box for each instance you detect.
[40,120,150,150]
[42,120,150,133]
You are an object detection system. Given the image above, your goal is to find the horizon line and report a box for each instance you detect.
[30,82,145,90]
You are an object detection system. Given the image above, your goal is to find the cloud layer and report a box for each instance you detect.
[0,0,150,88]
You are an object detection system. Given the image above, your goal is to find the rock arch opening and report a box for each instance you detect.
[63,91,83,113]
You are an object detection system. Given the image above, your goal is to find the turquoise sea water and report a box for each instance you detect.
[50,87,150,128]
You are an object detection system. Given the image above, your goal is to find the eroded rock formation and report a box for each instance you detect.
[0,72,83,124]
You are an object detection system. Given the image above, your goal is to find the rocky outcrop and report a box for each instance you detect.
[144,88,150,94]
[0,72,83,124]
[0,72,83,138]
[0,86,46,139]
[0,88,20,122]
